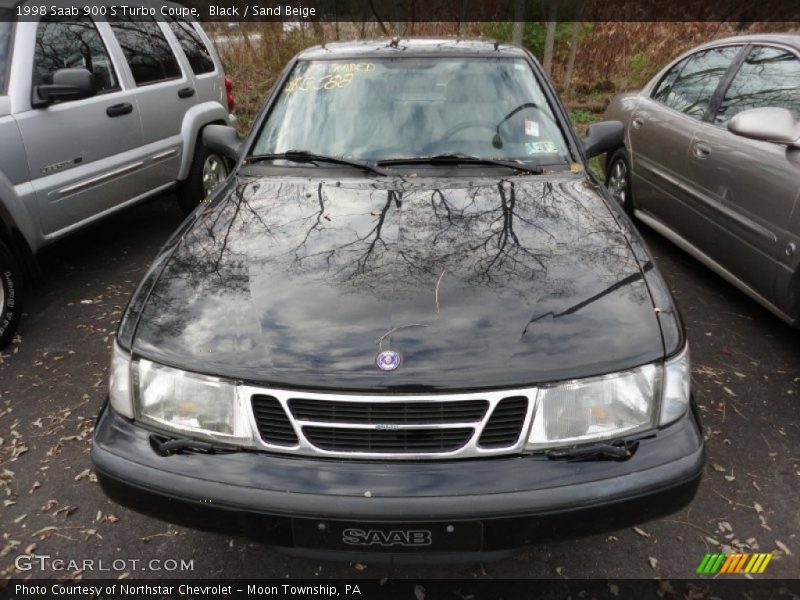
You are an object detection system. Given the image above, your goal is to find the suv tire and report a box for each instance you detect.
[0,239,23,349]
[176,141,229,215]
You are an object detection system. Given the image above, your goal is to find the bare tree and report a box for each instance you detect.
[458,0,469,37]
[564,2,585,98]
[511,0,525,45]
[543,0,558,78]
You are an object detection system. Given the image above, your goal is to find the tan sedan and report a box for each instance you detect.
[605,34,800,326]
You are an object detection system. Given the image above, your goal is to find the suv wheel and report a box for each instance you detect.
[605,148,634,216]
[0,239,23,349]
[176,142,229,215]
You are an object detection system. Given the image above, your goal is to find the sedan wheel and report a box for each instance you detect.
[605,149,634,216]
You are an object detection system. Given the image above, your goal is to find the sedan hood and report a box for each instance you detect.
[133,174,664,391]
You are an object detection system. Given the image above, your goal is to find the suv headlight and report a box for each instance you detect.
[132,359,253,445]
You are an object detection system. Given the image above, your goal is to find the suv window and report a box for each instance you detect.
[167,19,215,75]
[660,46,741,119]
[715,45,800,124]
[0,12,11,93]
[33,17,120,95]
[109,17,181,86]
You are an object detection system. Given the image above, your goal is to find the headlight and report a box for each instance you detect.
[109,343,133,418]
[133,359,252,445]
[660,344,691,426]
[526,363,659,450]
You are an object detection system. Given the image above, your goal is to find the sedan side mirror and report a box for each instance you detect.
[32,68,95,108]
[728,107,800,146]
[203,125,243,162]
[582,121,624,159]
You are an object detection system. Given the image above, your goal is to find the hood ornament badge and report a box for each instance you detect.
[375,350,402,371]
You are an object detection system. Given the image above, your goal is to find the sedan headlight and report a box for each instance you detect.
[526,345,691,450]
[660,344,691,426]
[133,359,252,445]
[526,363,658,450]
[109,343,134,419]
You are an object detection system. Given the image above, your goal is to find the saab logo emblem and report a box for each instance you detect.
[342,528,432,547]
[696,553,774,574]
[375,350,402,371]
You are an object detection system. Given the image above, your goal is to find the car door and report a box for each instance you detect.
[165,17,222,105]
[686,44,800,312]
[106,15,196,184]
[629,46,744,239]
[13,16,146,237]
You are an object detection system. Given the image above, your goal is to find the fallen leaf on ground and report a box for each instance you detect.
[775,540,792,556]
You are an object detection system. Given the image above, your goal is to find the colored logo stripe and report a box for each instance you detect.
[697,553,773,574]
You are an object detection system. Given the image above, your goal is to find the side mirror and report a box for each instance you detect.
[203,125,243,162]
[728,107,800,146]
[32,68,95,107]
[582,121,624,159]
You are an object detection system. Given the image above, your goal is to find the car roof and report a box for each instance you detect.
[297,38,529,60]
[697,32,800,51]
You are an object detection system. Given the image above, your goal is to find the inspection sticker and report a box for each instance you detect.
[525,141,558,154]
[524,120,540,137]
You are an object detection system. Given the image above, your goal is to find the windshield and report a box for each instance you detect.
[252,57,571,165]
[0,13,11,93]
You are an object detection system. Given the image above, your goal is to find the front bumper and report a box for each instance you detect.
[92,402,704,559]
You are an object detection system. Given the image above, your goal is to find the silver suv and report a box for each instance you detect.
[0,4,235,346]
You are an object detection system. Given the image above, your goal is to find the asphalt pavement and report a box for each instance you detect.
[1,195,798,581]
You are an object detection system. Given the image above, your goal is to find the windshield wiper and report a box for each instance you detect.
[245,150,389,176]
[150,434,243,456]
[545,439,639,462]
[377,153,543,175]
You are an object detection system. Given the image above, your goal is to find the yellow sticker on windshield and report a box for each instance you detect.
[284,63,374,93]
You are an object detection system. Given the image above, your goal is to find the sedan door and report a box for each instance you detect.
[628,46,745,241]
[685,44,800,313]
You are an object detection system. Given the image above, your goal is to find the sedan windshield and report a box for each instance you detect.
[251,57,571,166]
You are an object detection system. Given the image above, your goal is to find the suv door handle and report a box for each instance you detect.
[693,142,711,159]
[178,87,196,99]
[106,103,133,117]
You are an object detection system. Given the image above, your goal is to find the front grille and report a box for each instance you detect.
[288,398,489,424]
[245,386,534,459]
[478,396,529,448]
[251,395,298,446]
[302,426,474,453]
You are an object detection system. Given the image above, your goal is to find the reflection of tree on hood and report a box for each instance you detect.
[142,175,649,342]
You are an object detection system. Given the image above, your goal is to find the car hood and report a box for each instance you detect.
[133,173,665,391]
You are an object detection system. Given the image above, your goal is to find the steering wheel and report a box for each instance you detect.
[441,121,499,140]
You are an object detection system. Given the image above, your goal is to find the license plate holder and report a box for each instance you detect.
[292,519,483,552]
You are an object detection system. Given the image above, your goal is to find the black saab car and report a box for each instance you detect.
[92,39,702,560]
